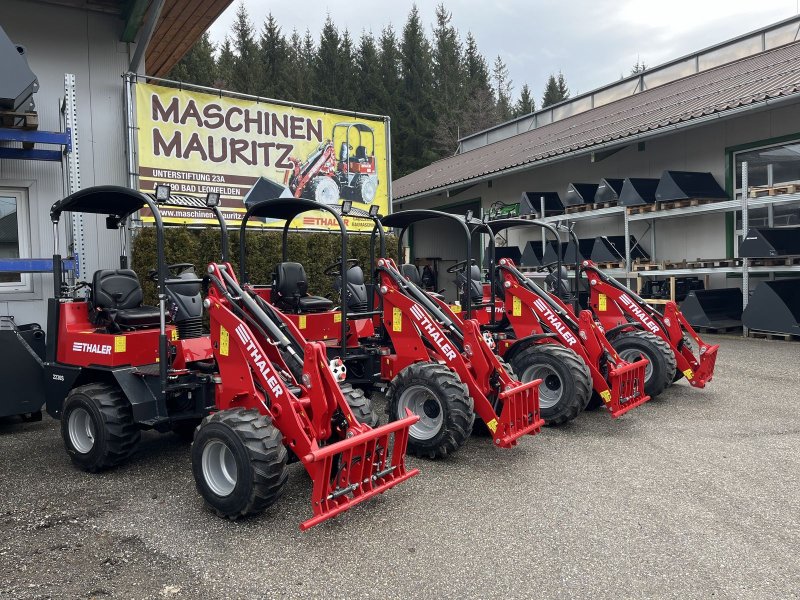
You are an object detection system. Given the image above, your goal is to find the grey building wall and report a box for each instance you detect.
[399,101,800,290]
[0,0,134,323]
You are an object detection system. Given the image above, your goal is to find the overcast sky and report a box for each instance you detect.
[208,1,799,103]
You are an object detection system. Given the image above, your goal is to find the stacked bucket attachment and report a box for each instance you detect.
[376,258,543,451]
[581,260,719,388]
[496,259,650,418]
[205,262,419,530]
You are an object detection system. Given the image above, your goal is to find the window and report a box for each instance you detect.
[733,139,800,230]
[0,189,32,293]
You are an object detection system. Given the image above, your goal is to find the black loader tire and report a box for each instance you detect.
[611,331,677,398]
[510,343,592,425]
[340,383,379,427]
[386,362,474,459]
[473,356,516,436]
[192,409,288,519]
[61,383,141,472]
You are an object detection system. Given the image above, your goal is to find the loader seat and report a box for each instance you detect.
[335,265,369,312]
[401,264,444,300]
[457,265,484,304]
[272,262,333,313]
[354,145,368,161]
[91,269,160,331]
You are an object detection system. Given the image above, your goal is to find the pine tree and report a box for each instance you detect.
[397,5,437,176]
[378,25,402,175]
[259,13,288,98]
[493,55,513,122]
[168,32,217,87]
[542,71,569,108]
[230,3,261,95]
[216,36,236,89]
[355,31,383,114]
[461,32,496,136]
[337,29,358,109]
[314,16,345,107]
[431,4,464,155]
[514,83,535,116]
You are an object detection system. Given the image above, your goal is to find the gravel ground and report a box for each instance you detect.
[0,334,798,599]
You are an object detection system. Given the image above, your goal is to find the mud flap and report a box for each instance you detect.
[491,377,544,448]
[300,410,419,531]
[606,359,650,418]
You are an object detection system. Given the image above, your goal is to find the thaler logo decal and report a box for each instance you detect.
[234,324,284,398]
[532,299,578,346]
[618,294,660,334]
[409,304,458,361]
[72,341,112,355]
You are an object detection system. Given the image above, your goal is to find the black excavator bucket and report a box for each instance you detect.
[563,238,596,265]
[619,178,660,206]
[591,236,649,263]
[594,178,624,203]
[680,288,743,330]
[0,318,45,418]
[739,227,800,257]
[564,183,599,207]
[487,246,523,268]
[655,171,728,202]
[742,279,800,335]
[521,241,544,267]
[520,191,563,217]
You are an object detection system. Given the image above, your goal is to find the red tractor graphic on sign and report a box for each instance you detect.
[286,122,379,205]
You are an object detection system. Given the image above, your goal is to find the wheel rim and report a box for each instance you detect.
[523,365,563,409]
[202,439,238,497]
[360,177,378,203]
[619,348,654,382]
[397,385,443,440]
[68,407,95,454]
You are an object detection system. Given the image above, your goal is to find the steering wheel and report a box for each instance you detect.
[75,280,92,292]
[447,259,476,274]
[324,258,360,277]
[536,259,560,273]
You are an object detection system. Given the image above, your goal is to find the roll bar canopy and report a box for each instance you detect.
[50,185,156,223]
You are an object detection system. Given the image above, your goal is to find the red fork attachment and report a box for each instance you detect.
[492,377,544,448]
[665,303,720,388]
[606,358,650,418]
[301,410,419,531]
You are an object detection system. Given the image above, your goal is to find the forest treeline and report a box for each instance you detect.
[168,3,573,178]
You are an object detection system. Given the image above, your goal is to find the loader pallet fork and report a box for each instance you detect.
[205,262,419,530]
[495,258,650,418]
[581,260,719,388]
[376,257,543,449]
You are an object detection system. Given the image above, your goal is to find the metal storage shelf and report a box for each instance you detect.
[627,191,800,221]
[539,205,624,224]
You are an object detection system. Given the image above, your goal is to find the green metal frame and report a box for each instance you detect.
[724,131,800,259]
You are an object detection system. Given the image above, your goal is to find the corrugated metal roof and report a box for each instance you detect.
[393,40,800,201]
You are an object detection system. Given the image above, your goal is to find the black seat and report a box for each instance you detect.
[457,265,484,304]
[335,265,369,312]
[401,263,422,285]
[91,269,160,331]
[354,145,368,161]
[272,262,333,313]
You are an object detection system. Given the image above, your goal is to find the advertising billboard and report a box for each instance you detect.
[134,81,390,231]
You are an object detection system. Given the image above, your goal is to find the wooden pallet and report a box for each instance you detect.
[748,256,800,267]
[565,201,617,214]
[626,197,721,215]
[594,261,624,269]
[748,184,798,198]
[748,329,800,341]
[0,110,38,130]
[632,262,664,272]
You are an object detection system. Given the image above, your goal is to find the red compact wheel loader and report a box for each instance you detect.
[580,260,719,388]
[287,122,379,205]
[1,185,417,530]
[393,213,650,421]
[236,198,543,460]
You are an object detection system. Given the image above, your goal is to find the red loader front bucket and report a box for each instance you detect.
[300,411,419,531]
[606,359,650,418]
[492,377,544,448]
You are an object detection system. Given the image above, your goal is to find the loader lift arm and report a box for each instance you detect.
[580,260,718,387]
[205,262,419,530]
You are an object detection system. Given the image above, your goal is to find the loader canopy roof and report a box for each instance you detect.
[50,185,154,223]
[381,209,467,230]
[336,122,373,132]
[485,218,552,234]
